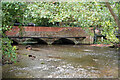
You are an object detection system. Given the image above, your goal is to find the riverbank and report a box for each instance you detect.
[90,44,112,47]
[90,44,120,48]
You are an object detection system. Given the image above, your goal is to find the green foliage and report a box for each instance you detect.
[95,39,112,44]
[1,2,28,64]
[2,2,28,29]
[25,2,119,43]
[2,37,17,63]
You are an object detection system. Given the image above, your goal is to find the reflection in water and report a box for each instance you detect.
[2,45,118,78]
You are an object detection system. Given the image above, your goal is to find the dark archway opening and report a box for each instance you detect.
[11,40,18,45]
[12,40,18,45]
[26,38,47,45]
[52,38,75,45]
[35,38,48,45]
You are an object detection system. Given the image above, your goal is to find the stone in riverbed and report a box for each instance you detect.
[28,55,36,60]
[26,45,32,50]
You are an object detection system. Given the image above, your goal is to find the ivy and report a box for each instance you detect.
[1,2,28,64]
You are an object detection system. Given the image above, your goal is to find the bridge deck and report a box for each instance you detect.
[5,26,94,44]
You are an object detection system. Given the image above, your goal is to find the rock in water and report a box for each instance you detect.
[26,45,32,50]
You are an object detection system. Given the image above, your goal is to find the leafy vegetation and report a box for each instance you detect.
[25,2,119,43]
[1,2,27,64]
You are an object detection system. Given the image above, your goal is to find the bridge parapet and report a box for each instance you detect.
[6,26,94,44]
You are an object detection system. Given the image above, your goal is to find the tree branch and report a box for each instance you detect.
[106,2,119,27]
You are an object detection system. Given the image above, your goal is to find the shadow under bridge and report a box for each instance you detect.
[8,36,86,45]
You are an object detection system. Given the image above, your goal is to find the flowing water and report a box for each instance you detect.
[2,45,118,78]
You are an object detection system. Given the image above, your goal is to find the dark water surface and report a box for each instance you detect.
[2,45,118,78]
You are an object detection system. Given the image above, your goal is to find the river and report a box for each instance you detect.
[2,45,118,78]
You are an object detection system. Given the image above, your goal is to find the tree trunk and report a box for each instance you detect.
[106,2,119,26]
[106,2,120,45]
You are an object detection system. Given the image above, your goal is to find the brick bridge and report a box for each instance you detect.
[6,26,94,45]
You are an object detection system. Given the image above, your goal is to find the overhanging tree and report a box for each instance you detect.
[105,2,120,44]
[26,2,119,43]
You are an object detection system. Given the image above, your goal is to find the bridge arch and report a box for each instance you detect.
[11,39,18,45]
[8,38,19,45]
[31,38,48,45]
[52,38,75,45]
